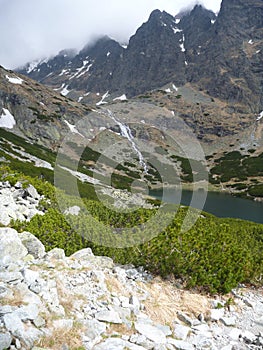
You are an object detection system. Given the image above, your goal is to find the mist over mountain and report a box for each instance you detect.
[17,0,262,112]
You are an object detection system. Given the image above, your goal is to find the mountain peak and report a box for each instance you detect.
[149,9,162,19]
[148,9,175,23]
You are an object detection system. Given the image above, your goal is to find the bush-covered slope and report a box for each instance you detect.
[2,164,262,294]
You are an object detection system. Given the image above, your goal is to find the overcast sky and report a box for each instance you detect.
[0,0,222,69]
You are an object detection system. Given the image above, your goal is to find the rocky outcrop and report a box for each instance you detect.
[189,0,263,111]
[0,181,44,226]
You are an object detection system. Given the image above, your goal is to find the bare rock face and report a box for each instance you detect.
[189,0,263,110]
[17,0,263,113]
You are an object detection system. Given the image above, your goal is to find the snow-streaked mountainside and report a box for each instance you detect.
[17,7,215,101]
[17,0,263,114]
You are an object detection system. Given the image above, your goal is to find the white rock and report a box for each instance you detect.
[177,312,195,327]
[119,296,130,308]
[255,316,263,326]
[46,248,65,260]
[220,346,235,350]
[113,266,128,284]
[25,185,40,199]
[0,209,11,225]
[53,318,73,329]
[154,345,168,350]
[0,271,23,283]
[134,322,167,344]
[22,269,40,286]
[242,330,257,342]
[0,228,28,262]
[220,316,236,326]
[167,338,194,350]
[173,324,190,340]
[4,206,18,220]
[110,306,131,327]
[20,327,43,348]
[0,193,15,206]
[129,333,147,345]
[3,313,24,336]
[33,315,46,328]
[228,327,242,341]
[243,298,255,308]
[192,324,210,333]
[129,295,141,310]
[93,337,146,350]
[0,284,11,298]
[156,324,172,336]
[84,319,107,340]
[0,332,12,350]
[95,309,122,324]
[210,308,224,321]
[14,303,39,321]
[15,338,21,349]
[19,231,46,258]
[15,281,42,305]
[0,305,16,315]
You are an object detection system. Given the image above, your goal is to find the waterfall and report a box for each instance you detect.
[98,109,148,173]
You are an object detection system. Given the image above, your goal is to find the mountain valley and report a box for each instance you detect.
[0,1,263,348]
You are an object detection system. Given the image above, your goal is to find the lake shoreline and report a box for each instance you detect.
[149,187,263,224]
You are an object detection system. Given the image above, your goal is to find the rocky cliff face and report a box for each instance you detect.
[17,0,263,114]
[18,6,215,98]
[189,0,263,111]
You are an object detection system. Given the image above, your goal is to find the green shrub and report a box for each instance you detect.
[248,184,263,197]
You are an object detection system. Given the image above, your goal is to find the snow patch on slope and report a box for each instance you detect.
[96,91,109,106]
[0,109,16,129]
[69,61,93,80]
[53,83,70,96]
[6,75,23,85]
[113,94,127,101]
[61,85,70,96]
[179,34,186,52]
[256,111,263,121]
[64,120,84,137]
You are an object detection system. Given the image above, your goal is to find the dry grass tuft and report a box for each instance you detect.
[0,289,25,307]
[37,322,84,350]
[55,278,74,314]
[142,277,210,326]
[107,323,135,337]
[105,276,129,296]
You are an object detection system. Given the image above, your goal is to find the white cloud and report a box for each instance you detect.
[0,0,221,69]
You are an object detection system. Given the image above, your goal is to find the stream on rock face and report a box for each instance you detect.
[150,188,263,224]
[100,108,148,173]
